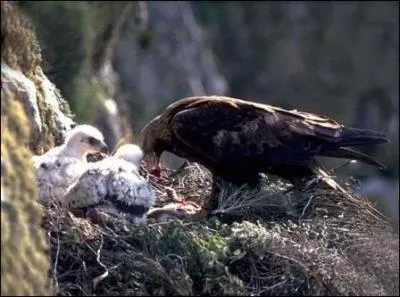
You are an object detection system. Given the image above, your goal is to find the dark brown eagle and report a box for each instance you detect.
[140,96,389,210]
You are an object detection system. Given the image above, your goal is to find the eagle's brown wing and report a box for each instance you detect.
[171,99,343,167]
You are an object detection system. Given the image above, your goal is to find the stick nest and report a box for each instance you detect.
[43,162,399,296]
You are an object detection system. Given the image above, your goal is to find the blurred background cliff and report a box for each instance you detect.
[17,1,398,220]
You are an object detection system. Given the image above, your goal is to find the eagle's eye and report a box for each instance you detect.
[87,137,98,146]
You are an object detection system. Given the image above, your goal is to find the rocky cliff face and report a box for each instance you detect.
[1,63,75,153]
[1,2,75,295]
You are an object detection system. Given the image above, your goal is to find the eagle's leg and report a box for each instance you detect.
[268,165,319,193]
[193,177,220,219]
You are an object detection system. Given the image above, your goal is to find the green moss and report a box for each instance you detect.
[34,91,58,153]
[139,220,232,278]
[1,2,55,293]
[1,91,50,296]
[1,1,42,80]
[2,1,70,154]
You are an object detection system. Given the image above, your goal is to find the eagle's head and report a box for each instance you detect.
[140,114,172,171]
[140,97,202,171]
[64,125,109,160]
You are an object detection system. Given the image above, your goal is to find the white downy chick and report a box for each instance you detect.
[67,144,155,223]
[33,124,108,166]
[113,144,144,167]
[33,125,108,206]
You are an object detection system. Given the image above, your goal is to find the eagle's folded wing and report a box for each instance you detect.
[171,99,338,166]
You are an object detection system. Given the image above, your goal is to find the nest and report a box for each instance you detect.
[43,162,399,296]
[143,161,212,207]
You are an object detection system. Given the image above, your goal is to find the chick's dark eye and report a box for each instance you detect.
[88,137,98,145]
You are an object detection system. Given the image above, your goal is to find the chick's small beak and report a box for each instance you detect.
[100,142,109,154]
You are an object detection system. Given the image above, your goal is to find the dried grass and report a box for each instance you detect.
[42,162,399,296]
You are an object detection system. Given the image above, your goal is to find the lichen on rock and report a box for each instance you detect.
[1,1,41,80]
[1,1,76,295]
[1,90,50,296]
[34,68,76,153]
[1,1,75,154]
[1,62,42,147]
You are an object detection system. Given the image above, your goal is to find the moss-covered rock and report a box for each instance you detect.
[1,1,75,154]
[1,90,50,296]
[1,2,76,295]
[34,67,75,153]
[1,1,41,81]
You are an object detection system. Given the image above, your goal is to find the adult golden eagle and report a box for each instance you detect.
[141,96,389,210]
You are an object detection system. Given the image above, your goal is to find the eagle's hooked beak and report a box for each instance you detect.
[146,152,161,172]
